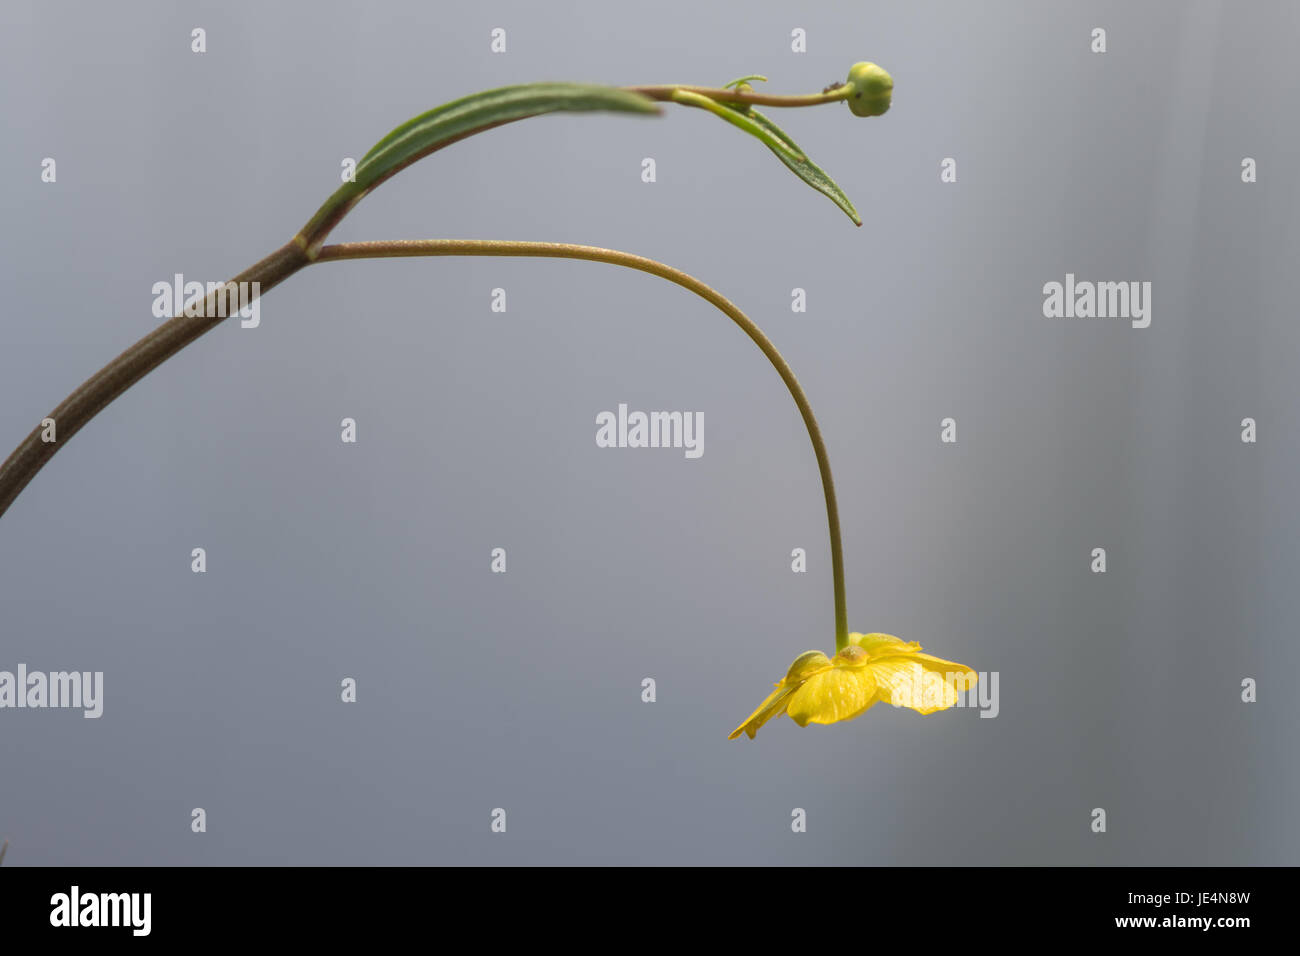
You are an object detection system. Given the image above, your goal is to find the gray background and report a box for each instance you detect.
[1,0,1297,865]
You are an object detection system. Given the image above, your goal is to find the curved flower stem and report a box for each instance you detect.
[0,235,851,648]
[315,239,850,650]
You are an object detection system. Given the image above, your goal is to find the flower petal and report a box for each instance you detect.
[784,650,834,683]
[786,663,877,727]
[867,656,977,714]
[728,683,798,739]
[849,632,922,658]
[728,651,833,740]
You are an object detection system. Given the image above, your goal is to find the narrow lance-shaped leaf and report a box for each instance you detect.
[711,76,862,227]
[356,82,660,184]
[667,88,805,161]
[299,83,661,251]
[742,106,861,226]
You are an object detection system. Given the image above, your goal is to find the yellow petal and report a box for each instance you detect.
[867,655,977,714]
[786,654,877,727]
[728,683,797,740]
[784,650,834,683]
[849,632,922,657]
[728,651,833,740]
[905,651,979,682]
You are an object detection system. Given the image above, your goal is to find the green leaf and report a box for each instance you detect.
[701,77,861,226]
[741,107,861,226]
[356,82,660,189]
[668,88,804,160]
[299,83,660,250]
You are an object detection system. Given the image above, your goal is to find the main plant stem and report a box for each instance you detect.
[0,241,310,518]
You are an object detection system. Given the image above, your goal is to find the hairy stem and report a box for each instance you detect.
[315,239,850,648]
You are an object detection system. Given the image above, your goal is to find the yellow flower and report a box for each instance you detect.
[728,632,977,739]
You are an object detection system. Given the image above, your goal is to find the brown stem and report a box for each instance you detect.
[0,241,309,518]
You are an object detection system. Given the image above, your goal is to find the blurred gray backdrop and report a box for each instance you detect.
[1,0,1297,865]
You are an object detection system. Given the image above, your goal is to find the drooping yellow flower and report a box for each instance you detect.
[728,632,977,739]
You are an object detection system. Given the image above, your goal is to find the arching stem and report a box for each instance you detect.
[315,239,850,649]
[0,235,851,650]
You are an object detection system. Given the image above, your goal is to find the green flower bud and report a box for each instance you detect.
[845,61,892,117]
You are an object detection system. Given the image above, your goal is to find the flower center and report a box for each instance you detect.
[834,645,869,666]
